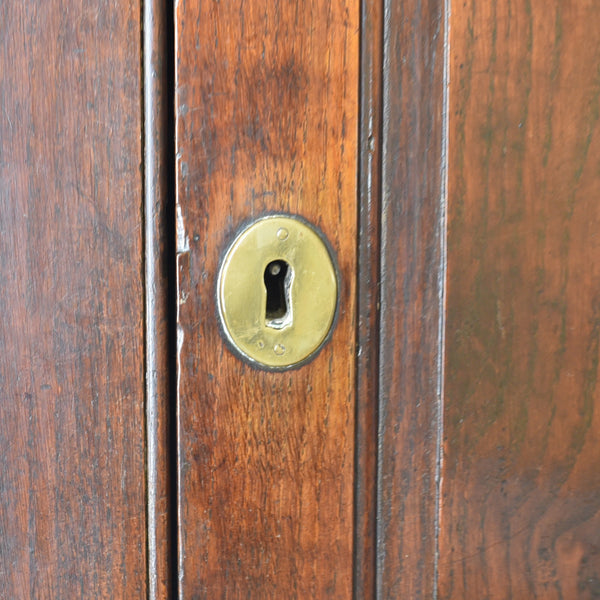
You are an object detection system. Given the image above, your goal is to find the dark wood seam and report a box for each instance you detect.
[354,0,384,598]
[143,0,177,597]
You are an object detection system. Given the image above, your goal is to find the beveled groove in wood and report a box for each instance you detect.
[440,1,600,598]
[144,0,175,597]
[376,0,447,597]
[0,2,146,597]
[354,0,383,597]
[175,0,359,597]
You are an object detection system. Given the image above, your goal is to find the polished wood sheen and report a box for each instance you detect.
[6,0,600,596]
[375,0,447,597]
[175,0,358,596]
[0,1,146,597]
[144,0,175,597]
[354,0,383,595]
[440,1,600,598]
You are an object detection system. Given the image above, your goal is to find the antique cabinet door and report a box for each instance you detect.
[174,0,600,598]
[2,0,600,598]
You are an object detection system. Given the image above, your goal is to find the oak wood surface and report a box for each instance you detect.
[0,1,146,597]
[175,0,358,596]
[440,1,600,598]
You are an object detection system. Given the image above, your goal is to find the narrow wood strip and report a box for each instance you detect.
[354,0,384,597]
[376,0,447,596]
[143,0,175,597]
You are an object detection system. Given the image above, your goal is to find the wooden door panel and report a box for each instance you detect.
[175,1,359,597]
[175,0,600,597]
[4,0,598,597]
[440,0,600,598]
[0,2,146,597]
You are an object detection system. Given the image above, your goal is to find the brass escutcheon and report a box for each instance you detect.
[216,215,339,370]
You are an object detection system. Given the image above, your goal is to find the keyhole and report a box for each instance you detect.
[264,260,293,329]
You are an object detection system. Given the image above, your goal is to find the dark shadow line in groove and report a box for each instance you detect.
[353,0,384,598]
[143,0,177,597]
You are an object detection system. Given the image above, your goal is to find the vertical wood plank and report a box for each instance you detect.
[354,0,383,596]
[440,1,600,598]
[175,0,359,597]
[144,0,175,597]
[376,0,447,597]
[0,1,146,597]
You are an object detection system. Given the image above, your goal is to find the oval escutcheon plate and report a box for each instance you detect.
[216,214,339,370]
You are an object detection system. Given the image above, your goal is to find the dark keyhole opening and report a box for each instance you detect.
[264,260,290,321]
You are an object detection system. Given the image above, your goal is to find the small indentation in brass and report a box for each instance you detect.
[276,227,289,241]
[273,344,286,356]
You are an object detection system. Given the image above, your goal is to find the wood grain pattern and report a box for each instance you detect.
[375,0,447,597]
[440,1,600,598]
[144,0,175,597]
[0,1,146,597]
[354,0,383,596]
[175,0,358,596]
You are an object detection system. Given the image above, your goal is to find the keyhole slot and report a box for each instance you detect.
[264,260,293,329]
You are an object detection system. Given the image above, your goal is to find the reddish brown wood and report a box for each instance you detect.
[144,0,175,597]
[354,0,383,597]
[0,2,146,597]
[175,0,359,596]
[440,1,600,598]
[375,0,447,597]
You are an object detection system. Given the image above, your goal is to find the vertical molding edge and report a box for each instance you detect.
[144,0,175,597]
